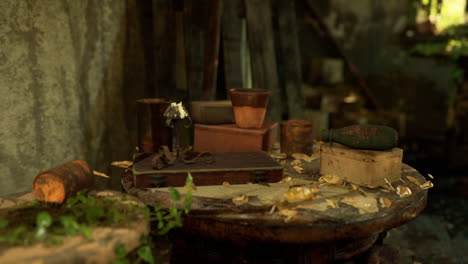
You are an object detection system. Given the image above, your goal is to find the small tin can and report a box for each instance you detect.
[281,120,313,155]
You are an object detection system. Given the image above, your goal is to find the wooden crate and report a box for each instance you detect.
[190,100,234,124]
[132,151,283,188]
[194,121,278,152]
[320,143,403,188]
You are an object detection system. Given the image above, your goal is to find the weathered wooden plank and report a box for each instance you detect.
[201,0,223,100]
[153,0,176,98]
[275,0,305,119]
[184,0,208,101]
[245,0,282,122]
[222,0,244,90]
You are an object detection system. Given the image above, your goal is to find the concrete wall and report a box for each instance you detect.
[0,0,151,195]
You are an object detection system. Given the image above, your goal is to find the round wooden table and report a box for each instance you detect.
[123,156,428,263]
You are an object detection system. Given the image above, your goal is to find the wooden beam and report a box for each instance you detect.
[222,0,244,90]
[201,0,223,100]
[245,0,282,122]
[153,0,177,98]
[276,0,305,119]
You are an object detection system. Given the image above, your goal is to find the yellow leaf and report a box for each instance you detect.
[406,176,422,186]
[183,184,197,192]
[93,170,110,178]
[291,159,302,166]
[232,195,248,205]
[319,174,343,185]
[341,195,379,214]
[285,185,319,201]
[396,186,412,198]
[325,199,339,208]
[379,197,392,208]
[269,152,287,160]
[384,178,395,191]
[292,153,319,162]
[279,177,293,185]
[278,209,297,217]
[420,180,434,190]
[111,160,133,168]
[293,166,304,174]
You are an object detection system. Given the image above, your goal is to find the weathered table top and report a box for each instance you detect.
[123,153,429,244]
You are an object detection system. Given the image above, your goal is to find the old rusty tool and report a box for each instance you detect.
[151,146,215,170]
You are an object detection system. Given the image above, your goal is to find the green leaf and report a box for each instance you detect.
[169,187,181,201]
[80,226,93,239]
[114,243,127,258]
[185,172,193,186]
[36,211,52,228]
[108,209,122,224]
[35,227,47,240]
[59,215,80,236]
[137,246,154,264]
[66,197,79,208]
[85,206,104,222]
[0,220,9,228]
[184,191,192,214]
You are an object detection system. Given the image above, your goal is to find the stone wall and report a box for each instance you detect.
[0,0,151,195]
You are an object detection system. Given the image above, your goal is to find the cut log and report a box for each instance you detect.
[32,160,95,203]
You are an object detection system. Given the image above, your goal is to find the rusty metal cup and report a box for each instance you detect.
[137,98,172,154]
[281,120,313,155]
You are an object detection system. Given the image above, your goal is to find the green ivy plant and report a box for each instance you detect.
[112,172,194,264]
[0,172,194,264]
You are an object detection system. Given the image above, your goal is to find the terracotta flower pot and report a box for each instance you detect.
[229,88,271,129]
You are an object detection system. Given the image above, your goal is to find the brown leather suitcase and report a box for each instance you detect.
[194,121,278,152]
[132,152,283,188]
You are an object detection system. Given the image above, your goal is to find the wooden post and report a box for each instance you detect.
[184,0,206,101]
[276,0,305,119]
[222,0,244,90]
[201,0,223,100]
[153,0,177,98]
[245,0,282,122]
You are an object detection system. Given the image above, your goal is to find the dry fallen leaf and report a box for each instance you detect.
[406,176,422,186]
[325,199,339,209]
[292,153,319,163]
[319,174,343,185]
[232,195,249,205]
[379,197,392,208]
[384,178,395,191]
[278,209,298,222]
[396,186,412,198]
[341,195,379,214]
[296,200,329,212]
[279,177,292,185]
[293,166,304,174]
[270,152,287,160]
[280,160,286,166]
[93,170,110,178]
[420,180,434,190]
[184,184,197,192]
[222,182,231,186]
[111,160,133,168]
[285,185,319,201]
[291,159,302,166]
[269,205,277,214]
[428,173,434,179]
